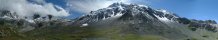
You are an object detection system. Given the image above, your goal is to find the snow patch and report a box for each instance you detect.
[138,5,148,8]
[118,5,124,10]
[156,9,170,14]
[103,16,106,20]
[159,17,169,21]
[26,19,35,23]
[154,14,170,22]
[114,13,123,17]
[80,23,88,27]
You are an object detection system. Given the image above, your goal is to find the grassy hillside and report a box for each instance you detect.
[0,23,168,40]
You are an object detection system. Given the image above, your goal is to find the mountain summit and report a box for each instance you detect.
[75,3,188,24]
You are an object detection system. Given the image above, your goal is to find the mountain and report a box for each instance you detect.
[0,10,19,19]
[0,10,73,32]
[73,3,218,40]
[0,3,218,40]
[0,10,77,40]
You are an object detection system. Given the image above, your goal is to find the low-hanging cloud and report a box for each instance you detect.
[0,0,70,18]
[66,0,148,14]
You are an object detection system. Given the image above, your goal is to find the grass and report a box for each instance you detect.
[86,26,168,40]
[0,23,169,40]
[0,24,26,40]
[23,25,92,40]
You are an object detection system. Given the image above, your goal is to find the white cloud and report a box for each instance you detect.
[30,0,46,4]
[66,0,130,14]
[0,0,70,18]
[66,0,149,14]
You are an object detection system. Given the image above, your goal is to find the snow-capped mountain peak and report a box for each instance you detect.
[77,3,179,22]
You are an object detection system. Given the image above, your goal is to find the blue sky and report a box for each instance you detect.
[44,0,79,18]
[147,0,218,22]
[46,0,218,21]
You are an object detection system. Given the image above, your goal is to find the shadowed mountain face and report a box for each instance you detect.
[0,3,218,40]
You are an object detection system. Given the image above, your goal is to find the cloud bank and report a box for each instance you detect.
[0,0,69,18]
[66,0,148,14]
